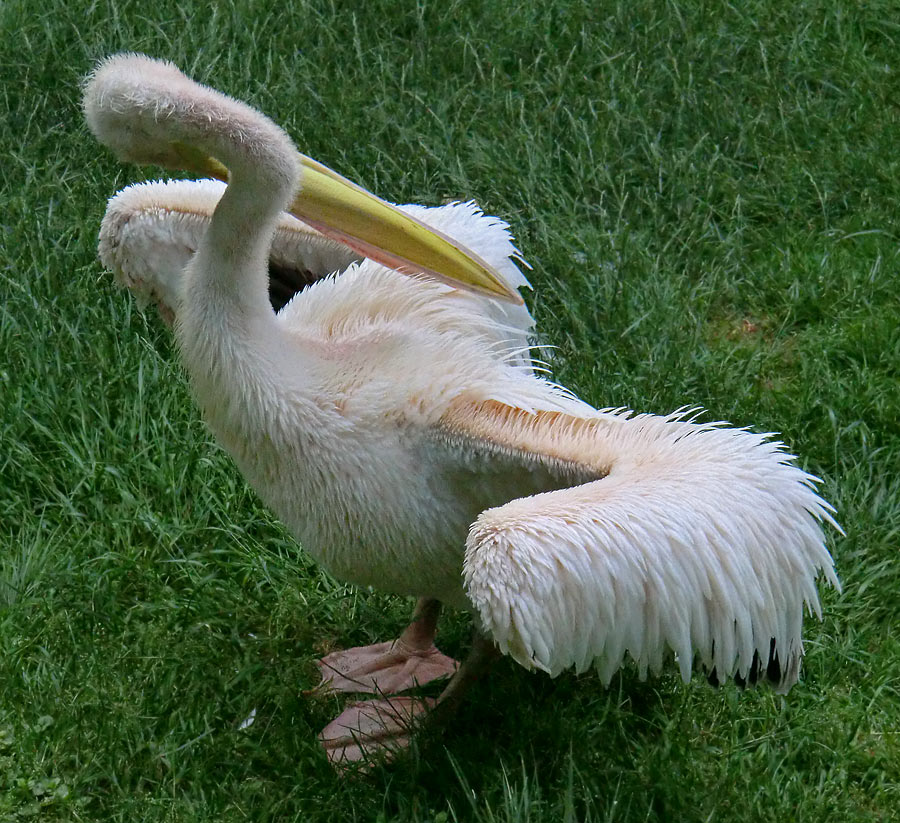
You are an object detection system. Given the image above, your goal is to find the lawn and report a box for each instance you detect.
[1,0,898,820]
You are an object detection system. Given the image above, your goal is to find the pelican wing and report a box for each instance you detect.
[99,181,533,339]
[448,400,839,692]
[99,178,361,321]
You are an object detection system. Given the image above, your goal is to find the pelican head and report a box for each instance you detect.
[84,54,523,303]
[84,54,236,178]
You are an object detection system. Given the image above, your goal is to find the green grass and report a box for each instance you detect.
[1,0,899,819]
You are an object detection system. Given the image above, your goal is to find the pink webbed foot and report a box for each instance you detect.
[315,639,459,695]
[317,633,499,770]
[319,697,434,767]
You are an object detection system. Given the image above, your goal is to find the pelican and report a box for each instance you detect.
[85,54,839,767]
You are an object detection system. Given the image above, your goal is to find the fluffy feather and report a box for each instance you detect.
[99,180,533,339]
[458,405,839,691]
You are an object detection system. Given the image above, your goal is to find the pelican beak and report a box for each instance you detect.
[169,143,522,304]
[171,142,231,181]
[290,155,523,304]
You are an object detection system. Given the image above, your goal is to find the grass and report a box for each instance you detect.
[1,0,899,819]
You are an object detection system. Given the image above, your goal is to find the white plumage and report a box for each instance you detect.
[461,407,837,688]
[86,53,839,766]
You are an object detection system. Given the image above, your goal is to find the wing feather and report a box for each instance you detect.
[457,404,839,692]
[99,181,534,345]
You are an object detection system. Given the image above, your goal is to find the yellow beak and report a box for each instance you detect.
[179,145,522,304]
[292,156,522,304]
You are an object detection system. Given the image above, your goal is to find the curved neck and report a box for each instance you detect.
[182,94,300,323]
[87,56,320,435]
[187,167,285,319]
[174,96,303,383]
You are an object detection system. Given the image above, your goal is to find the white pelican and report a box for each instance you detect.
[85,54,839,767]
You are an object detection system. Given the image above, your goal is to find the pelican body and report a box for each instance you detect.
[86,55,838,766]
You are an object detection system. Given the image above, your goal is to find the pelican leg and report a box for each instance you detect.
[314,598,458,695]
[319,631,498,768]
